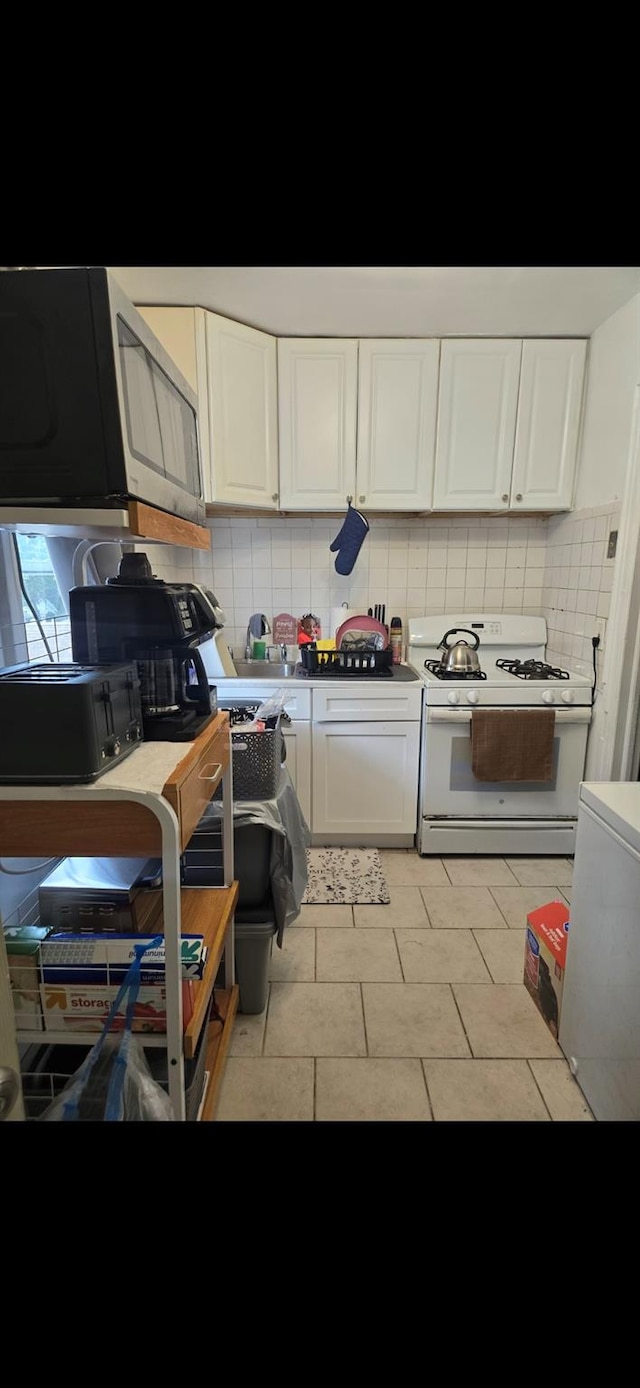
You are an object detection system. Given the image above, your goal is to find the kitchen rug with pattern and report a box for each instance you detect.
[301,848,390,905]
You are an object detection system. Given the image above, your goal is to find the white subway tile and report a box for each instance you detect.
[596,591,611,618]
[445,587,465,606]
[484,588,505,606]
[446,567,467,586]
[467,547,487,565]
[507,547,527,568]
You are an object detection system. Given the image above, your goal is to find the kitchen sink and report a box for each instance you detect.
[229,660,299,679]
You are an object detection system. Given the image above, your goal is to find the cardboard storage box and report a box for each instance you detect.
[4,925,52,1031]
[523,900,570,1040]
[40,933,207,982]
[40,979,194,1034]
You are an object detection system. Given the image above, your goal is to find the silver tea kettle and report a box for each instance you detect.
[435,628,481,675]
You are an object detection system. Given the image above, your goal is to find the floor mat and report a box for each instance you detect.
[302,848,390,905]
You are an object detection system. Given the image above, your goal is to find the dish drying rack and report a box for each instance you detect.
[299,645,393,676]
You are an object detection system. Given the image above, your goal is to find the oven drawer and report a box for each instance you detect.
[313,686,422,722]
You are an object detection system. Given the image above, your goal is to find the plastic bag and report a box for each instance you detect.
[41,937,175,1121]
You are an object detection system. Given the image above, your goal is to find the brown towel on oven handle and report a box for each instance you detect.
[471,708,556,782]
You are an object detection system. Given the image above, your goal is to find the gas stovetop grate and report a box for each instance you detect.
[423,661,487,681]
[496,659,570,681]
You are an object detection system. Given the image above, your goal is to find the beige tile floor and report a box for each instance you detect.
[215,851,593,1123]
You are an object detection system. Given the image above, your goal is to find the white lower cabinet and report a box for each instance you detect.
[213,679,421,843]
[281,719,311,827]
[311,721,420,841]
[311,684,422,844]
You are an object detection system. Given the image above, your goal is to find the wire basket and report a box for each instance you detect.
[231,721,283,799]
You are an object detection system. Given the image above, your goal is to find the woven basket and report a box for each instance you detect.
[231,722,283,799]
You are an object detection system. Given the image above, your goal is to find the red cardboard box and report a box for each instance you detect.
[523,900,570,1040]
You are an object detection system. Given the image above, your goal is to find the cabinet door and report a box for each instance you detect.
[282,721,311,827]
[278,339,358,509]
[356,340,440,510]
[312,721,420,835]
[206,313,279,508]
[433,340,522,510]
[511,339,587,511]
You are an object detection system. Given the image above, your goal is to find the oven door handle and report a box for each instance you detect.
[426,707,592,724]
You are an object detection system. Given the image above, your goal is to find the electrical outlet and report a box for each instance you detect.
[607,530,618,559]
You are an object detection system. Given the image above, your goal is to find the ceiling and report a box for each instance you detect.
[105,265,640,338]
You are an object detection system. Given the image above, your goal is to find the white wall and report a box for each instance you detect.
[575,292,640,508]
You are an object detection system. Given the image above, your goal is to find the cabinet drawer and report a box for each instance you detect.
[312,686,422,722]
[162,715,230,851]
[216,682,311,720]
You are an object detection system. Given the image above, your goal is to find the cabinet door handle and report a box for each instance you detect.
[515,492,523,502]
[502,493,509,502]
[198,762,222,782]
[359,495,366,503]
[272,493,279,504]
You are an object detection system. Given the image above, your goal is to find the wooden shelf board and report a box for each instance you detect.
[200,986,239,1121]
[181,884,239,1060]
[0,501,210,548]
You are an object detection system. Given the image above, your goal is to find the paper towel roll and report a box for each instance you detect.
[331,605,359,641]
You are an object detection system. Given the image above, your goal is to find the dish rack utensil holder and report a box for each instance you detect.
[299,646,393,676]
[231,715,283,798]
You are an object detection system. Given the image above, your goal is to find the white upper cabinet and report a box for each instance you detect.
[433,337,587,513]
[138,308,587,517]
[511,339,587,511]
[278,339,358,509]
[134,306,279,510]
[356,340,439,510]
[433,340,522,510]
[205,313,279,508]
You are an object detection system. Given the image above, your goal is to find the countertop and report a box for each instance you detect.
[210,662,421,690]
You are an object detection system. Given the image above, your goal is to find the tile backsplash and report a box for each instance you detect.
[147,505,618,678]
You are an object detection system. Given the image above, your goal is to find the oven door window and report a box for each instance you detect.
[423,711,589,818]
[117,318,200,495]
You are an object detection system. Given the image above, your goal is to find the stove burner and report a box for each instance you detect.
[496,659,570,681]
[424,661,487,681]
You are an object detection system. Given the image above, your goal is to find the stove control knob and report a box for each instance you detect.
[541,690,556,705]
[466,690,480,704]
[447,691,461,705]
[561,690,575,704]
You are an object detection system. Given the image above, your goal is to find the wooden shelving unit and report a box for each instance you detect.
[0,500,210,549]
[0,712,238,1121]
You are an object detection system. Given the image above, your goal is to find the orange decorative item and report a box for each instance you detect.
[297,613,321,645]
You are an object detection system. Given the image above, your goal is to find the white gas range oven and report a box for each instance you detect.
[407,614,594,857]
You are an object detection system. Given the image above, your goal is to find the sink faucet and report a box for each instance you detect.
[245,613,272,660]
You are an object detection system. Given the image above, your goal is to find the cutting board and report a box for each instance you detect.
[335,614,388,649]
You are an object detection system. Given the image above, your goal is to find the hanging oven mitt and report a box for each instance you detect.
[329,502,370,576]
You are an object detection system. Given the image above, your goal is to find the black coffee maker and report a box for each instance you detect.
[69,552,225,741]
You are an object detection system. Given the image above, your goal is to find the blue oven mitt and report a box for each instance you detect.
[329,502,370,576]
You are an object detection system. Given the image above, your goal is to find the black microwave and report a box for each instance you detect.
[0,266,205,525]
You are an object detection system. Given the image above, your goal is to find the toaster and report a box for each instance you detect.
[0,661,143,783]
[38,856,162,932]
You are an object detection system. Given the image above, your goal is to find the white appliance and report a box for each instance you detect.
[559,782,640,1121]
[406,614,594,856]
